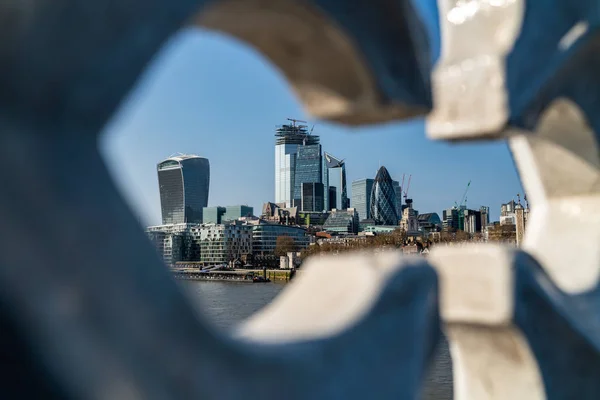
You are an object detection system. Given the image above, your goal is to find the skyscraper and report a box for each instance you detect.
[324,152,348,210]
[301,182,324,212]
[351,178,374,221]
[392,180,402,217]
[157,154,210,225]
[293,142,322,207]
[370,166,399,225]
[328,186,337,210]
[274,120,319,207]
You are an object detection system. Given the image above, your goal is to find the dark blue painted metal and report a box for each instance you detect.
[505,0,600,136]
[514,252,600,399]
[1,0,599,398]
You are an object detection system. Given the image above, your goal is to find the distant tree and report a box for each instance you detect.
[275,235,297,256]
[440,231,454,243]
[455,230,470,242]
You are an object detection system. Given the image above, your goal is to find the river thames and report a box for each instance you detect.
[181,280,453,399]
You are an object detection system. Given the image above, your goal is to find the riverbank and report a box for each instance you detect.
[171,268,296,283]
[246,269,295,282]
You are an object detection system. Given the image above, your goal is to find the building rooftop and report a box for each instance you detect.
[275,123,320,146]
[324,152,345,168]
[163,154,206,162]
[417,213,439,222]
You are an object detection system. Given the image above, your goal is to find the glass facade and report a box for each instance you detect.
[323,208,359,234]
[293,144,322,207]
[223,205,254,222]
[274,144,297,207]
[252,224,309,255]
[351,178,374,220]
[370,166,399,225]
[301,182,324,212]
[324,152,348,210]
[158,156,210,225]
[442,208,459,231]
[203,206,226,224]
[328,186,337,210]
[417,213,442,233]
[274,123,319,207]
[392,180,402,217]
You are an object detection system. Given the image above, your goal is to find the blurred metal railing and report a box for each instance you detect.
[0,0,598,399]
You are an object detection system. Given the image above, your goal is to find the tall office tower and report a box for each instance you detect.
[480,206,490,228]
[157,154,210,225]
[301,182,325,212]
[328,186,337,210]
[293,142,322,207]
[274,120,320,207]
[323,154,330,209]
[324,152,348,210]
[351,178,374,221]
[443,207,459,231]
[392,180,402,217]
[370,166,399,225]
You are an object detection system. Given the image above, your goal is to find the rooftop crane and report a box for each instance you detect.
[453,180,471,231]
[454,180,471,209]
[287,118,307,127]
[403,174,412,201]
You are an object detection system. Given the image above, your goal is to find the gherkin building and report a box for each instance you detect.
[370,166,399,225]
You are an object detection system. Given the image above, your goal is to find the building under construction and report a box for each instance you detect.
[274,119,321,208]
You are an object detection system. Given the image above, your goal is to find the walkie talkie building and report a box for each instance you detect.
[157,154,210,225]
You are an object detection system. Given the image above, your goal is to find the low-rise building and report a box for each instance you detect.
[196,222,253,265]
[146,223,199,264]
[323,208,359,234]
[223,205,254,222]
[147,230,184,265]
[251,223,309,255]
[203,206,226,224]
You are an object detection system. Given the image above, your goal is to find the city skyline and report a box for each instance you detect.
[100,29,524,225]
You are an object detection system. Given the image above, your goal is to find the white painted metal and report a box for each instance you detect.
[509,99,600,294]
[427,0,525,139]
[429,245,545,400]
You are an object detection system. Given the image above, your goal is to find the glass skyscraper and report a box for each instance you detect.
[370,166,399,225]
[157,155,210,224]
[301,182,324,212]
[293,143,322,207]
[351,178,374,221]
[392,180,402,217]
[324,152,348,210]
[274,121,319,207]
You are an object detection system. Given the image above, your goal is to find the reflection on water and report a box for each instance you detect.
[180,280,286,330]
[181,280,452,399]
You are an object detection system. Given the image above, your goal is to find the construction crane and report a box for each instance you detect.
[287,118,307,127]
[453,180,471,231]
[403,174,412,201]
[400,174,405,193]
[454,180,471,209]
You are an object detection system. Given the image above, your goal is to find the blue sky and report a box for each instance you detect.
[100,28,523,225]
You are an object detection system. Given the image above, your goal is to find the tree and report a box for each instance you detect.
[275,235,297,256]
[455,230,470,242]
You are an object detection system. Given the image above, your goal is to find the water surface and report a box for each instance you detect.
[181,280,452,399]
